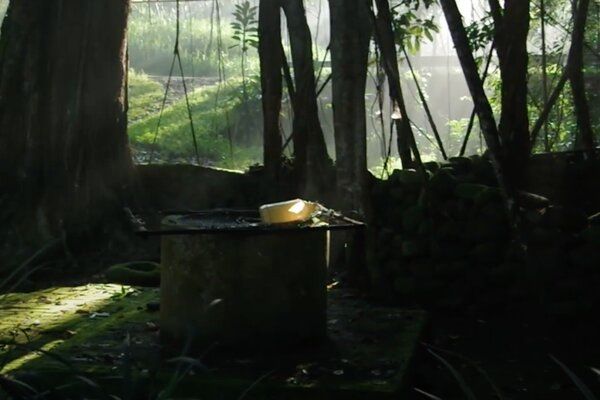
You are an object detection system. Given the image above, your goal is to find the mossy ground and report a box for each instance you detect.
[0,284,427,399]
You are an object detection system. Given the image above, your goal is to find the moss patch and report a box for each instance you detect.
[0,284,427,399]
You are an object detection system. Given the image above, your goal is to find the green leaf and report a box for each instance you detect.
[424,29,433,42]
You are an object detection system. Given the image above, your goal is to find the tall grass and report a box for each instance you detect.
[128,70,165,124]
[127,71,262,169]
[128,6,259,78]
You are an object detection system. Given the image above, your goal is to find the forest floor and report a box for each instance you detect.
[0,283,427,399]
[2,236,599,399]
[415,311,600,399]
[3,256,599,399]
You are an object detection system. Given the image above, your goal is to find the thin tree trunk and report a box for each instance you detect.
[402,47,447,160]
[281,0,332,196]
[372,0,415,169]
[0,0,132,240]
[541,0,550,151]
[569,0,595,152]
[440,0,517,219]
[258,0,283,174]
[531,70,569,144]
[496,0,531,178]
[531,0,594,149]
[329,0,372,213]
[459,42,495,157]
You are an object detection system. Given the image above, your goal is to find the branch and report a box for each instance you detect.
[531,0,594,150]
[530,70,568,145]
[459,41,496,157]
[402,47,447,160]
[488,0,503,28]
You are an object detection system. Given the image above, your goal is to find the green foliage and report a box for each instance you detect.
[230,1,259,52]
[370,157,404,179]
[391,0,439,53]
[127,71,164,124]
[465,13,494,54]
[447,117,482,156]
[230,1,259,112]
[528,63,578,152]
[127,72,262,169]
[128,7,259,77]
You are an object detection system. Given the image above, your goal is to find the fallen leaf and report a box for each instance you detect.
[63,330,76,338]
[89,312,110,319]
[145,322,159,331]
[327,281,339,290]
[208,298,223,308]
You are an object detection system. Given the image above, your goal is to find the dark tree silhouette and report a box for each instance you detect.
[494,0,531,177]
[281,0,332,197]
[258,0,283,174]
[0,0,132,240]
[568,0,596,152]
[440,0,517,219]
[329,0,372,212]
[372,0,417,170]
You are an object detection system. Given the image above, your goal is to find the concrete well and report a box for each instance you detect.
[159,213,329,351]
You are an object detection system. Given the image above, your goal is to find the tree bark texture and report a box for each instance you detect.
[373,0,416,169]
[281,0,332,197]
[258,0,283,174]
[329,0,372,213]
[495,0,531,176]
[568,0,595,151]
[0,0,132,238]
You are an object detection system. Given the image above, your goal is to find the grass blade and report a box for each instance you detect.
[237,370,274,400]
[414,387,444,399]
[167,356,209,371]
[550,355,598,400]
[0,374,39,397]
[427,348,477,400]
[423,342,504,400]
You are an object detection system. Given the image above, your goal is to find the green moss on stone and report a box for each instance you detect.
[105,261,161,287]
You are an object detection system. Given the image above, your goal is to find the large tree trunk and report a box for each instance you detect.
[0,0,132,240]
[373,0,416,169]
[568,0,595,152]
[495,0,531,179]
[328,0,372,213]
[281,0,332,197]
[258,0,283,175]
